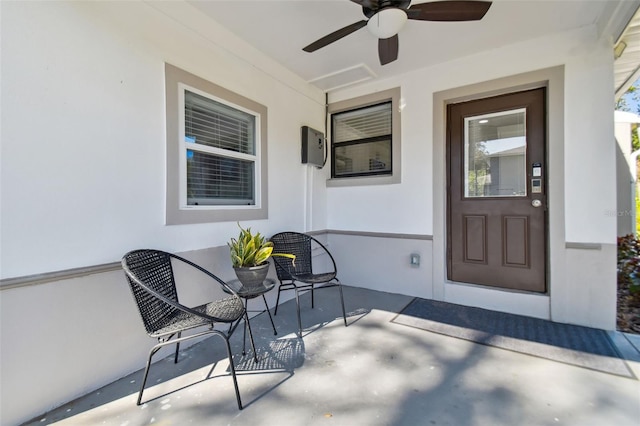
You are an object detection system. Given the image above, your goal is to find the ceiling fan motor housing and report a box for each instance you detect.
[367,8,408,38]
[362,0,412,18]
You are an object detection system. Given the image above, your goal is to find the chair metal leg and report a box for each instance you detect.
[294,287,303,337]
[311,285,315,309]
[137,329,243,408]
[262,294,277,335]
[337,281,347,327]
[174,331,181,363]
[216,333,243,410]
[137,345,161,405]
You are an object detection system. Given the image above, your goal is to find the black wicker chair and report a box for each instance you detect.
[122,249,245,409]
[269,232,347,337]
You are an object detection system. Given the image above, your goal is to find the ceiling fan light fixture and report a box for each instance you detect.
[366,8,407,39]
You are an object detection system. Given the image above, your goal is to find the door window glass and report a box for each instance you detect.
[464,108,526,197]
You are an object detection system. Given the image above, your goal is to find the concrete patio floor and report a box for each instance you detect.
[24,286,640,425]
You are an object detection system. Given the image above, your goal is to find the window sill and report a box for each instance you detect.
[326,173,400,187]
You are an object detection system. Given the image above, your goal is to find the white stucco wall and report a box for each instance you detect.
[327,25,617,329]
[614,110,640,236]
[0,0,326,280]
[0,1,326,424]
[328,25,616,241]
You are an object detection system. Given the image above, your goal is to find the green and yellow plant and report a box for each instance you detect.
[228,223,295,267]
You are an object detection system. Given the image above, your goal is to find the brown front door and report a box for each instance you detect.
[447,88,546,293]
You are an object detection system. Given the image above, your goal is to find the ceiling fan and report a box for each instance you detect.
[303,0,492,65]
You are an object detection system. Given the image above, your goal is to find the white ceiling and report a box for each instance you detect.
[187,0,631,92]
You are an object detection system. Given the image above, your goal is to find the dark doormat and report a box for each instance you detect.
[392,298,635,378]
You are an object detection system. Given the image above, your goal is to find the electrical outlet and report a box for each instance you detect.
[410,253,420,266]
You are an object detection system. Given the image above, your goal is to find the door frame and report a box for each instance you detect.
[432,66,565,320]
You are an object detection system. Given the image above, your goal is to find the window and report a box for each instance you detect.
[332,102,392,178]
[183,90,256,205]
[165,64,268,224]
[328,87,401,186]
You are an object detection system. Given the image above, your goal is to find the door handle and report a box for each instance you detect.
[531,199,542,208]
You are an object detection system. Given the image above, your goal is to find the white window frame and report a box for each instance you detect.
[327,87,401,187]
[165,64,268,225]
[178,84,262,208]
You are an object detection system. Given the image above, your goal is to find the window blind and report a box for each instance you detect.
[185,91,255,154]
[333,102,391,143]
[184,90,256,205]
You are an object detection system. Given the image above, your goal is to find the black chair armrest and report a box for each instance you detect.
[168,253,241,298]
[122,256,241,323]
[271,255,297,280]
[307,234,338,274]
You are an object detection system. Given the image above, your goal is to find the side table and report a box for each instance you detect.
[224,278,277,362]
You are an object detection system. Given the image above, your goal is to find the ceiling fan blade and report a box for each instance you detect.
[378,35,399,65]
[303,20,368,52]
[407,1,491,21]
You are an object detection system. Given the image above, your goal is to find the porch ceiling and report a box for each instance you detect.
[616,5,640,98]
[179,0,639,92]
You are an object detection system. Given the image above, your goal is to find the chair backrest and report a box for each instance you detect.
[122,249,180,335]
[270,232,315,280]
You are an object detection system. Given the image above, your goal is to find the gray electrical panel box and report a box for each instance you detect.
[301,126,325,167]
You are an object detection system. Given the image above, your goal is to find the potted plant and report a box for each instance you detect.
[228,223,295,288]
